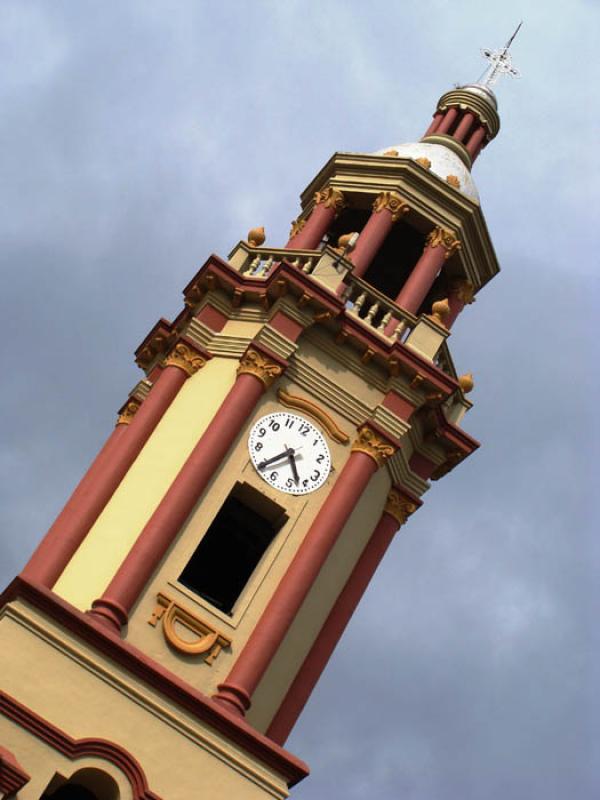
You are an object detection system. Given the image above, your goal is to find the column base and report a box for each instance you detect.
[88,597,129,634]
[213,682,252,717]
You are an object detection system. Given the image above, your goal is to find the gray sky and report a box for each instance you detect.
[1,2,598,797]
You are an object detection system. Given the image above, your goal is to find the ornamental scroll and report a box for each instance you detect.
[149,593,231,666]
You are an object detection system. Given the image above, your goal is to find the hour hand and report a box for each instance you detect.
[257,448,293,471]
[288,452,300,483]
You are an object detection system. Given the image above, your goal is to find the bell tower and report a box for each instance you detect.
[0,36,519,800]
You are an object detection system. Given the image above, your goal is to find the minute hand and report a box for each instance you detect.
[257,448,294,471]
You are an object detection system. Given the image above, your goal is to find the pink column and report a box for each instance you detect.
[453,112,476,143]
[88,347,285,632]
[266,487,418,744]
[285,187,345,249]
[466,126,488,159]
[446,281,475,329]
[213,425,397,717]
[22,347,205,588]
[349,192,410,280]
[394,228,460,316]
[423,111,443,137]
[436,107,459,135]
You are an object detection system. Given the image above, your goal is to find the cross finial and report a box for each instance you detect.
[479,22,522,87]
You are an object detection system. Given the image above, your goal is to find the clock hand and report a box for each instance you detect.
[257,448,294,471]
[288,452,300,483]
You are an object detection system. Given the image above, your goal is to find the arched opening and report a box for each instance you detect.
[40,768,120,800]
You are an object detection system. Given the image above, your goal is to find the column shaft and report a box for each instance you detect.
[286,188,345,249]
[394,245,446,315]
[89,365,278,632]
[22,364,189,588]
[436,107,459,135]
[423,111,443,137]
[453,111,476,143]
[214,449,382,716]
[349,209,395,279]
[266,507,400,744]
[466,126,488,158]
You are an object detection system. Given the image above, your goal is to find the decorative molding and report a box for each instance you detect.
[0,691,161,800]
[426,227,461,260]
[237,347,284,389]
[164,342,206,377]
[430,449,465,480]
[387,449,430,497]
[288,218,306,239]
[415,156,431,169]
[149,593,231,665]
[254,326,298,361]
[351,425,397,468]
[277,389,350,444]
[384,489,419,526]
[116,398,141,426]
[313,186,346,212]
[372,191,410,222]
[0,745,30,796]
[458,372,474,393]
[371,405,411,442]
[129,378,153,402]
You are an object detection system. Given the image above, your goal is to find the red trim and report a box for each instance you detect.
[0,744,30,795]
[382,390,416,421]
[214,450,379,716]
[134,319,175,371]
[408,452,437,480]
[0,578,309,787]
[1,691,160,799]
[269,310,304,342]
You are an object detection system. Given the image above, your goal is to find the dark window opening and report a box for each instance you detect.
[363,221,425,300]
[327,208,370,249]
[42,787,98,800]
[179,483,287,614]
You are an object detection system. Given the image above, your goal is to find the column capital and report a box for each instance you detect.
[237,347,284,389]
[288,217,306,239]
[372,191,410,223]
[116,398,142,426]
[163,342,207,377]
[450,279,476,304]
[351,424,397,468]
[384,488,419,526]
[314,186,346,212]
[426,227,461,260]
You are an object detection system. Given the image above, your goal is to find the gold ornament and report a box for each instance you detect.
[426,227,461,260]
[384,489,418,526]
[314,186,346,212]
[431,450,464,481]
[117,399,141,426]
[289,218,306,239]
[237,347,283,389]
[446,175,461,188]
[383,148,399,156]
[458,372,474,393]
[164,343,206,377]
[372,191,410,223]
[430,298,450,327]
[278,389,350,444]
[451,280,475,305]
[415,156,432,169]
[337,232,359,251]
[247,226,266,247]
[351,425,397,468]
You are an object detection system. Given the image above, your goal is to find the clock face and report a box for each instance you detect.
[248,412,331,495]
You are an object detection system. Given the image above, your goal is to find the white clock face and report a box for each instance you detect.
[248,412,331,495]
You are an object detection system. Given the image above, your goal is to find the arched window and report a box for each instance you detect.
[40,768,119,800]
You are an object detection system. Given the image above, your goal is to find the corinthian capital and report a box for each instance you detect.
[164,343,206,377]
[372,191,410,223]
[117,398,141,426]
[384,488,418,526]
[426,227,461,260]
[237,347,284,389]
[314,186,346,213]
[351,425,397,468]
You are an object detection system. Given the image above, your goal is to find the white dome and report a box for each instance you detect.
[372,142,479,202]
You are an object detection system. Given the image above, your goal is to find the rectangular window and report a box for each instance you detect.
[179,483,287,614]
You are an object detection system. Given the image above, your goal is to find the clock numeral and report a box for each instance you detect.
[268,420,280,431]
[284,417,294,428]
[254,441,263,451]
[299,424,310,436]
[310,469,320,482]
[258,427,266,438]
[270,471,278,481]
[285,478,294,488]
[316,453,325,464]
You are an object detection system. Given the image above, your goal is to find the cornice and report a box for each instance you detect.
[387,448,430,498]
[436,89,500,138]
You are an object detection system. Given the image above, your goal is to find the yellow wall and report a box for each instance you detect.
[54,358,238,611]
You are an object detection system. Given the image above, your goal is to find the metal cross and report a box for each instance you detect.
[479,22,522,87]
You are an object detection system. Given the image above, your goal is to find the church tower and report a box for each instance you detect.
[0,37,519,800]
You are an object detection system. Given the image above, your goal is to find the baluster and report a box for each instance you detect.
[246,254,261,275]
[350,291,367,315]
[258,255,274,277]
[378,310,392,332]
[302,257,314,274]
[365,301,380,326]
[290,257,301,268]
